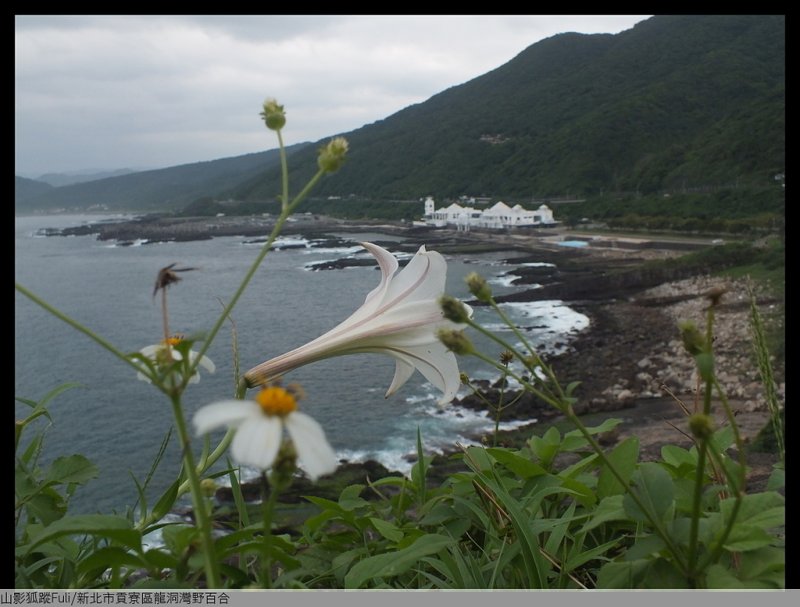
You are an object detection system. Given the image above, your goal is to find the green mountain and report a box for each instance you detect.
[36,169,139,188]
[15,145,309,212]
[16,15,784,217]
[15,176,54,206]
[236,15,784,201]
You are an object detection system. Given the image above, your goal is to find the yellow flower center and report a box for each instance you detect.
[163,335,184,347]
[255,386,298,416]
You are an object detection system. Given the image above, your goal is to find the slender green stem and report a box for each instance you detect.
[277,130,289,211]
[695,377,748,571]
[186,169,326,384]
[137,428,235,533]
[260,472,280,588]
[493,365,508,446]
[488,299,541,366]
[15,283,146,376]
[712,377,747,494]
[687,305,716,584]
[465,316,561,405]
[168,393,221,588]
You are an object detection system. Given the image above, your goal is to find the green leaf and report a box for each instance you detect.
[564,537,622,572]
[24,489,68,526]
[463,446,494,472]
[766,467,785,491]
[369,518,404,543]
[486,448,548,478]
[722,524,775,552]
[598,437,639,498]
[660,444,696,471]
[45,454,99,486]
[338,484,370,511]
[77,546,147,578]
[580,495,629,533]
[528,430,560,467]
[418,503,458,526]
[623,462,674,523]
[226,461,250,528]
[737,546,785,582]
[161,525,199,556]
[143,549,179,570]
[149,480,179,523]
[23,515,141,554]
[597,559,649,589]
[558,477,596,508]
[332,547,368,585]
[720,492,784,530]
[344,533,454,589]
[640,557,691,589]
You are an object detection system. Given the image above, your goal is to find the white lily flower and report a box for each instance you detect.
[193,386,337,481]
[244,242,470,405]
[136,336,215,384]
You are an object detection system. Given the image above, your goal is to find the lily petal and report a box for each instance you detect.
[285,412,338,481]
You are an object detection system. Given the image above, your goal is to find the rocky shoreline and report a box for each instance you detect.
[42,214,784,498]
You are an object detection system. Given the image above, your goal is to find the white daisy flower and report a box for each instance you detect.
[193,386,337,482]
[135,335,215,384]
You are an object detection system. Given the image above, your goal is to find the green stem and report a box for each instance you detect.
[168,393,221,588]
[695,377,748,571]
[277,130,289,211]
[466,316,561,405]
[15,283,146,377]
[493,365,508,447]
[488,299,541,365]
[186,168,326,384]
[686,305,716,585]
[260,472,280,588]
[137,428,235,533]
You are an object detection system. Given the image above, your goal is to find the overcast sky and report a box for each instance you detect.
[15,15,650,178]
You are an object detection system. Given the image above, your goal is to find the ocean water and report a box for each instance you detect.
[15,215,589,514]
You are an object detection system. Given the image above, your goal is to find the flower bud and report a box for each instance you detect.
[200,478,217,498]
[439,295,471,323]
[465,272,492,303]
[317,137,349,173]
[260,98,286,131]
[678,320,707,356]
[688,413,715,440]
[500,350,514,365]
[437,329,475,356]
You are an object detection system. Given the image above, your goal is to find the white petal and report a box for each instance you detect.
[139,345,160,357]
[385,359,416,397]
[380,344,462,405]
[285,412,338,481]
[360,242,399,308]
[136,370,152,383]
[231,416,282,470]
[193,401,259,436]
[381,246,447,307]
[188,350,216,374]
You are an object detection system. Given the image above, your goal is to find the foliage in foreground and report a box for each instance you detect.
[15,287,785,590]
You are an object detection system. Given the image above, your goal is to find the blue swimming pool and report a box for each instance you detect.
[557,240,589,248]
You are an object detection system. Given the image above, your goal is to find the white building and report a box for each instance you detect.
[419,196,556,230]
